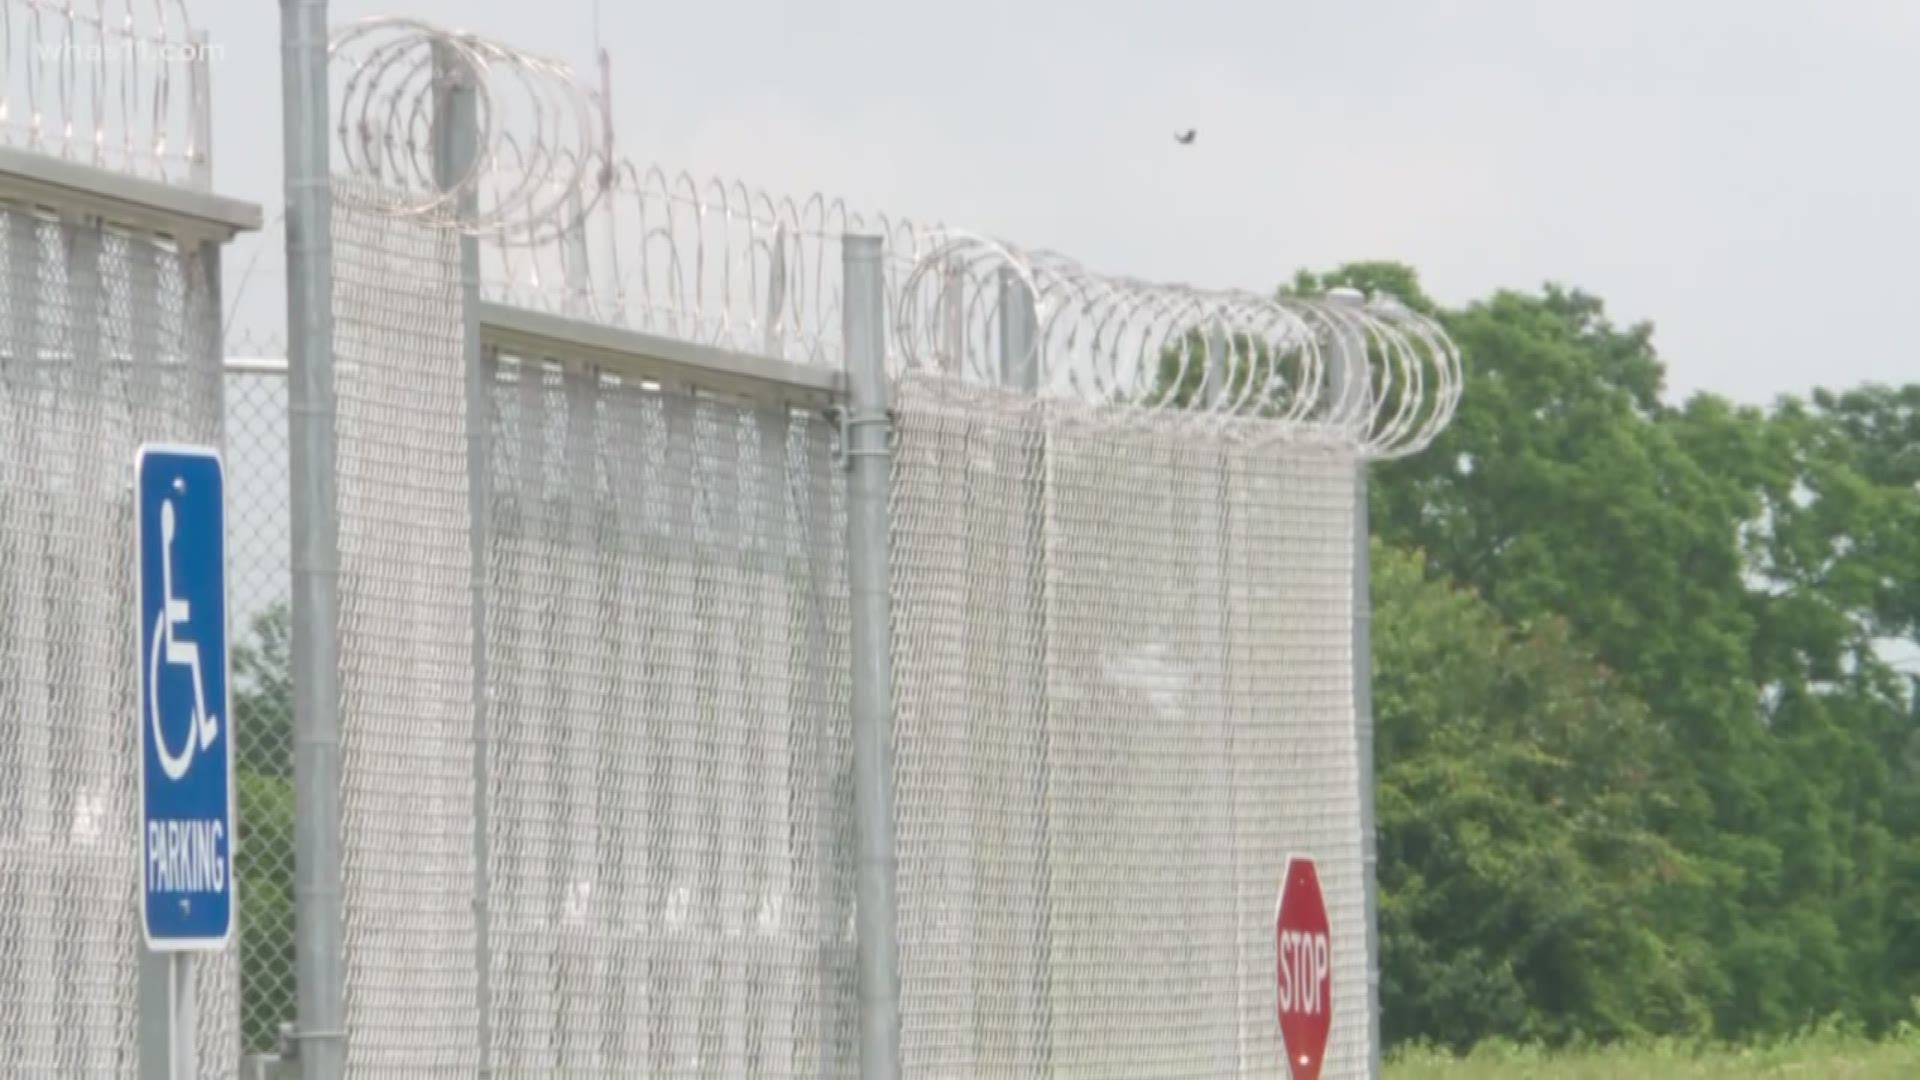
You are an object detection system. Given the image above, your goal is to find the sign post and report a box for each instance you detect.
[1276,855,1333,1080]
[136,445,236,1080]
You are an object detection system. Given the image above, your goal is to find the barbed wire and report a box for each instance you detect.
[314,18,1461,455]
[330,16,605,242]
[0,0,211,187]
[894,234,1462,458]
[324,18,941,364]
[0,4,1459,456]
[484,166,940,367]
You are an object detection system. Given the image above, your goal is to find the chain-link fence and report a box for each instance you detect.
[0,203,239,1075]
[308,199,1387,1077]
[887,381,1371,1077]
[280,38,1438,1067]
[328,188,484,1076]
[0,4,1462,1073]
[315,184,862,1073]
[480,352,856,1074]
[226,365,298,1058]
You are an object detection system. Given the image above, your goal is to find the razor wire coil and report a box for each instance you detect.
[329,16,608,243]
[312,18,1461,458]
[0,0,210,186]
[894,234,1462,457]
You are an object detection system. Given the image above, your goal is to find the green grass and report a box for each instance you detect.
[1386,1024,1920,1079]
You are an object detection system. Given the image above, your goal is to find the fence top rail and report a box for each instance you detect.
[0,145,260,244]
[223,357,286,376]
[225,304,847,411]
[479,300,847,409]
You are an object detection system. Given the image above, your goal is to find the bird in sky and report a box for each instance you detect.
[1175,129,1197,146]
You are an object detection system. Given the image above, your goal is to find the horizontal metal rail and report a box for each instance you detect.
[0,148,262,245]
[233,302,849,412]
[480,301,846,408]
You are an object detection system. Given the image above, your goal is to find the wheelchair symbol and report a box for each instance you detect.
[149,497,220,782]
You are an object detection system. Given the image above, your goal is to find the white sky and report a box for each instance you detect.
[205,0,1920,404]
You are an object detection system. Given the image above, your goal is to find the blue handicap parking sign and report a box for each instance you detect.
[136,445,235,951]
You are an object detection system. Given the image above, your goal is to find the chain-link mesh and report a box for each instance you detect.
[325,185,1375,1077]
[888,377,1369,1079]
[328,176,860,1073]
[483,355,855,1075]
[334,182,860,1068]
[1221,425,1370,1080]
[0,205,237,1075]
[331,184,483,1076]
[224,366,297,1057]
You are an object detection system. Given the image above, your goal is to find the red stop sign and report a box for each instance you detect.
[1275,856,1332,1080]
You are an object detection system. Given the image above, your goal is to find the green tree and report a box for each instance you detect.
[233,602,292,781]
[235,768,295,1052]
[1372,540,1708,1048]
[1329,260,1920,1041]
[1715,386,1920,1030]
[232,602,296,1051]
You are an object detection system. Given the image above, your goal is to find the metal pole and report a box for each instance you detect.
[941,260,965,377]
[280,1,344,1077]
[998,268,1060,1064]
[1352,457,1383,1079]
[1205,327,1230,408]
[764,223,788,357]
[1354,452,1381,1080]
[1201,320,1256,1072]
[1203,322,1241,1070]
[1327,295,1382,1079]
[172,955,199,1080]
[562,184,592,319]
[139,952,198,1080]
[997,267,1037,391]
[430,43,495,1077]
[138,954,169,1079]
[189,31,213,190]
[842,234,902,1080]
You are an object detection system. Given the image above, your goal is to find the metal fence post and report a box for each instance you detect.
[562,185,592,319]
[1205,327,1229,407]
[137,958,170,1079]
[842,234,902,1080]
[429,43,495,1076]
[1327,293,1383,1079]
[1354,454,1381,1080]
[280,1,343,1077]
[997,267,1037,392]
[189,31,213,191]
[764,223,788,357]
[1201,323,1241,1072]
[997,268,1060,1065]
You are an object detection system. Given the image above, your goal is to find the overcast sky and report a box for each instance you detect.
[206,0,1919,405]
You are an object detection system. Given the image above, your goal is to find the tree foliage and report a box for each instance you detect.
[232,602,295,1051]
[1373,542,1705,1047]
[1339,262,1920,1047]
